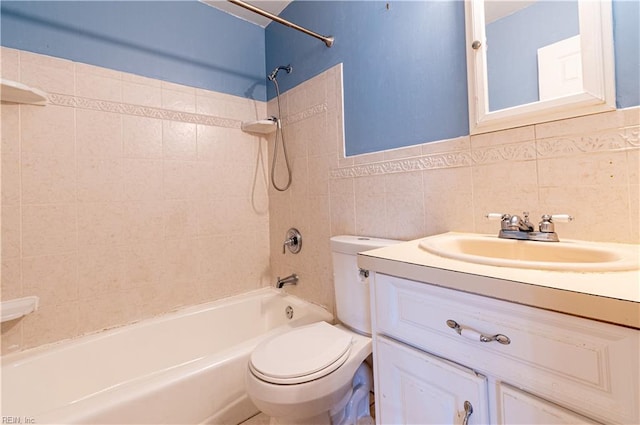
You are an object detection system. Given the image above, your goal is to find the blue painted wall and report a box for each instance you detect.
[612,0,640,108]
[1,1,638,156]
[486,1,579,111]
[265,1,469,156]
[0,1,267,100]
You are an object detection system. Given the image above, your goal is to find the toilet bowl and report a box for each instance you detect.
[246,323,372,424]
[245,235,399,425]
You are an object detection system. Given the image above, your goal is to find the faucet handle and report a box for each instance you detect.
[549,214,574,222]
[539,214,574,233]
[485,213,509,220]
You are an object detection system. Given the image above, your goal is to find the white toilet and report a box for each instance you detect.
[245,235,399,425]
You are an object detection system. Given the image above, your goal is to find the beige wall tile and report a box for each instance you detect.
[123,115,163,159]
[22,154,77,204]
[538,151,629,188]
[1,105,20,156]
[22,253,78,307]
[1,257,22,300]
[1,47,20,81]
[76,109,122,158]
[535,109,624,139]
[77,202,123,247]
[122,80,162,108]
[76,67,123,102]
[77,157,123,202]
[22,204,77,257]
[2,50,274,352]
[1,204,21,260]
[1,153,20,206]
[123,242,164,286]
[21,105,75,158]
[163,121,197,160]
[1,320,23,354]
[122,201,165,243]
[163,160,199,200]
[123,159,163,201]
[22,302,79,349]
[164,200,199,240]
[539,186,630,242]
[161,87,196,113]
[20,51,75,95]
[78,245,125,299]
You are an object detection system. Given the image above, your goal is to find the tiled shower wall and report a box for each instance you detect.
[269,64,639,315]
[1,48,271,353]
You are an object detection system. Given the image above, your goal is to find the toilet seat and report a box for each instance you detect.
[249,322,353,385]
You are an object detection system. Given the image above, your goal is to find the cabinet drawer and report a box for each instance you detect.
[373,273,639,424]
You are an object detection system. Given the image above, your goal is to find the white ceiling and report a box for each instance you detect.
[484,1,537,24]
[202,0,292,28]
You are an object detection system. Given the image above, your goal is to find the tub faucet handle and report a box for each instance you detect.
[282,228,302,254]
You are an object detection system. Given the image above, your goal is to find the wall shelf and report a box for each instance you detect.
[1,296,40,323]
[241,119,277,135]
[1,78,48,106]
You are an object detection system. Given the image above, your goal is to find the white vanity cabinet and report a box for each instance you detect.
[370,273,639,425]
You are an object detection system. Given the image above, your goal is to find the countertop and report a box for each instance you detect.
[357,234,640,329]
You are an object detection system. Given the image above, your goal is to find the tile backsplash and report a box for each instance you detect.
[2,49,638,353]
[1,48,271,353]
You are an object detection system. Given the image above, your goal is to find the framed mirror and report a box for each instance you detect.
[465,0,616,134]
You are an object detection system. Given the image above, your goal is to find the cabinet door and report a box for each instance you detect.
[376,336,489,425]
[497,383,601,424]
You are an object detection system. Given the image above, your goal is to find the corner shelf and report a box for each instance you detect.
[1,78,48,106]
[1,296,40,323]
[241,119,277,135]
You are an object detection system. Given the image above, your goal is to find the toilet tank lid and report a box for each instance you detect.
[330,235,401,255]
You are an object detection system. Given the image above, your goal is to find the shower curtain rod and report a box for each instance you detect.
[226,0,334,47]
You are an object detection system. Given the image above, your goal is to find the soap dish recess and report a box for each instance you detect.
[241,119,277,135]
[1,296,40,323]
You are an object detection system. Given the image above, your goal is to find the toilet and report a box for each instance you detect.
[245,235,399,425]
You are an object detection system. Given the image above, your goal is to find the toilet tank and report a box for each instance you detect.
[330,235,400,335]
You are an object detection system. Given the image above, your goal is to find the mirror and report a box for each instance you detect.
[465,0,616,134]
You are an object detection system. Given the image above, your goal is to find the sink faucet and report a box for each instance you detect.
[276,274,298,289]
[486,212,573,242]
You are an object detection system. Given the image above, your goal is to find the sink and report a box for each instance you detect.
[419,233,640,272]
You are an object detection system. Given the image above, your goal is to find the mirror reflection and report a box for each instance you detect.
[485,0,581,111]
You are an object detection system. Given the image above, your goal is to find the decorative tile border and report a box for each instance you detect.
[537,127,639,157]
[282,103,328,126]
[330,151,473,179]
[47,93,242,129]
[472,141,537,164]
[331,126,639,179]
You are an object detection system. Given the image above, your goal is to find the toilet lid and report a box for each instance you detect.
[250,322,352,384]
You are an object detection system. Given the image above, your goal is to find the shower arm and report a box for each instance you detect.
[226,0,334,48]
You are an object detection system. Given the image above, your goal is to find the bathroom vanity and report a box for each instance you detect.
[359,233,639,424]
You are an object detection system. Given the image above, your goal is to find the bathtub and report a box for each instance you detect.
[1,288,333,424]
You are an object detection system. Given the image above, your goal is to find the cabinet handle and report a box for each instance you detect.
[462,400,473,425]
[446,319,511,345]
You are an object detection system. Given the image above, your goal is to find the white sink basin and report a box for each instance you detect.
[419,233,640,272]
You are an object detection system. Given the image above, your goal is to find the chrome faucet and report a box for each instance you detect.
[486,212,573,242]
[276,274,299,289]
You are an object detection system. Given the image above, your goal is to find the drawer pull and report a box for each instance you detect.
[446,319,511,345]
[462,400,473,425]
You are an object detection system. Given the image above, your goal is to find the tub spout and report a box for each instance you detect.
[276,274,298,289]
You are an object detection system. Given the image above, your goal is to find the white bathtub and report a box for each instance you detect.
[1,288,333,424]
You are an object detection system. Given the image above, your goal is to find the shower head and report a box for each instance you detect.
[268,65,292,82]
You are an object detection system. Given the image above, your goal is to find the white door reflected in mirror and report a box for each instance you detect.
[537,35,583,101]
[465,0,616,134]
